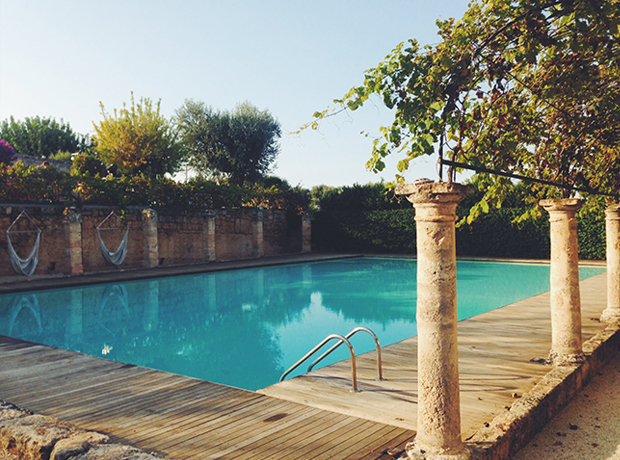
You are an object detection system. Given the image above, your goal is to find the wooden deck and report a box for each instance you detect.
[0,335,413,459]
[0,271,609,459]
[259,272,609,439]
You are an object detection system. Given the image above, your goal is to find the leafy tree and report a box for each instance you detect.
[309,0,620,217]
[177,100,281,185]
[93,95,183,178]
[0,116,90,158]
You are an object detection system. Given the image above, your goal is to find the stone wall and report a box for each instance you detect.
[263,210,303,256]
[0,205,309,277]
[215,209,260,260]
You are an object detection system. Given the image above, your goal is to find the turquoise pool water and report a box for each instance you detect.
[0,258,605,391]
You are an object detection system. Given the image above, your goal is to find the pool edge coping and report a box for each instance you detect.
[0,253,363,294]
[0,252,606,295]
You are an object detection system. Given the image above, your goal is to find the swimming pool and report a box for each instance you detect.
[0,258,605,391]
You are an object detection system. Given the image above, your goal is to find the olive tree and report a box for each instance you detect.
[176,100,281,185]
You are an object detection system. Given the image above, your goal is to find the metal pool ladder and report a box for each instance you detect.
[279,327,384,393]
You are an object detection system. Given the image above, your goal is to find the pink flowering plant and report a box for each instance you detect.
[0,140,17,165]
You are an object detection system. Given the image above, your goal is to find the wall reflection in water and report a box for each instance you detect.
[0,259,421,390]
[0,259,603,391]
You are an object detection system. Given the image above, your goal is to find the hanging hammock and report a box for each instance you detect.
[6,211,41,276]
[96,212,129,266]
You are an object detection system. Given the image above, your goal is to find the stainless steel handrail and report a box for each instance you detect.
[307,327,384,381]
[279,334,359,392]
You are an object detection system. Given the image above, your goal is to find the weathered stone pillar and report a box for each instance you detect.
[142,208,159,268]
[301,212,312,253]
[203,209,216,262]
[63,208,83,275]
[540,199,585,365]
[396,181,473,460]
[601,204,620,323]
[254,209,264,258]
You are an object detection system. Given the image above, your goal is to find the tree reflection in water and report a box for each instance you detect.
[0,258,605,390]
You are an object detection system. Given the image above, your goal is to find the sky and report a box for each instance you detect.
[0,0,470,188]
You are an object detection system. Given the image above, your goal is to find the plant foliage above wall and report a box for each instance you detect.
[0,162,309,214]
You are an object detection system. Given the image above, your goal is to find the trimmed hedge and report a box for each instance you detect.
[456,208,551,259]
[313,209,416,253]
[312,207,606,260]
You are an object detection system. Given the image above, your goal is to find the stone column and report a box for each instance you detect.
[396,181,472,460]
[254,209,264,258]
[301,212,312,253]
[63,208,83,275]
[142,208,159,268]
[540,199,585,365]
[203,209,217,262]
[601,204,620,323]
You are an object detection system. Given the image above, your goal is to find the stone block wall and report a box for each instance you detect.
[215,209,260,261]
[263,210,303,256]
[0,205,309,277]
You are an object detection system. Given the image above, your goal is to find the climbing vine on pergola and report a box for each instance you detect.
[307,0,620,220]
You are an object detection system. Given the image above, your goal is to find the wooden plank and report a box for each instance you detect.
[51,372,199,421]
[176,406,323,459]
[191,408,357,460]
[232,410,344,460]
[284,417,381,460]
[357,429,415,460]
[108,383,247,438]
[138,397,298,451]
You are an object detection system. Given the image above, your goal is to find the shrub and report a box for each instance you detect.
[71,153,107,177]
[0,140,17,165]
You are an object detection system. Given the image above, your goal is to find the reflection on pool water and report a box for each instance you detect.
[0,258,605,391]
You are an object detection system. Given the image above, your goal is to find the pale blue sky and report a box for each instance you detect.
[0,0,469,187]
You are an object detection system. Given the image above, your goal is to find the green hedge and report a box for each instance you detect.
[456,208,551,259]
[577,209,606,260]
[312,209,416,253]
[312,207,606,260]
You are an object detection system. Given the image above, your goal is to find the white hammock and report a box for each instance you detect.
[6,211,41,276]
[96,212,129,266]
